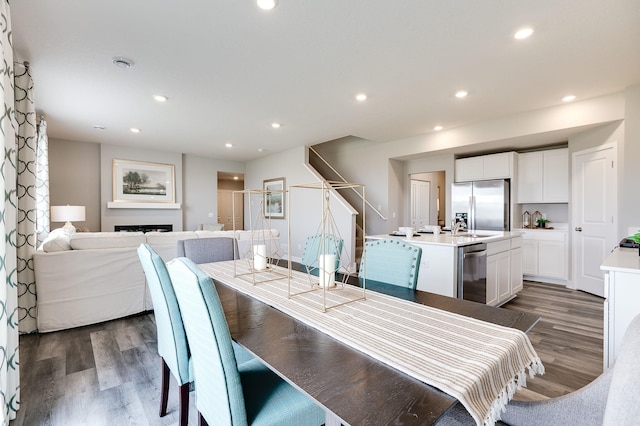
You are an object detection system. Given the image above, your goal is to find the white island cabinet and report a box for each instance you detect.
[366,232,523,304]
[601,248,640,368]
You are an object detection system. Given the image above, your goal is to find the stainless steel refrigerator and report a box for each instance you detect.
[451,179,510,231]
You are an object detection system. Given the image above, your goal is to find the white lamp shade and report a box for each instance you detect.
[51,205,86,222]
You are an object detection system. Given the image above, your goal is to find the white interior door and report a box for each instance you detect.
[572,143,617,297]
[411,180,430,228]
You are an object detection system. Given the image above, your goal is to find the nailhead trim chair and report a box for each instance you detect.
[300,234,343,276]
[436,312,640,425]
[167,257,326,426]
[359,238,422,289]
[177,237,239,264]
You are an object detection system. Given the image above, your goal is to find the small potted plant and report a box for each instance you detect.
[536,218,549,229]
[632,232,640,255]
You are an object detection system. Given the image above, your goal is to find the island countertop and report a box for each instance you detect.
[600,247,640,274]
[367,230,523,247]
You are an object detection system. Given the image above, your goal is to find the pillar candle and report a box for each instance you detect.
[318,254,336,288]
[253,244,267,271]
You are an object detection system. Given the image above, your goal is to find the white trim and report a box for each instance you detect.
[107,202,181,209]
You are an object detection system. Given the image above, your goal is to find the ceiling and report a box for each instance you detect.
[11,1,640,162]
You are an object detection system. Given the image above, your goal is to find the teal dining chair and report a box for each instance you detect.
[166,257,326,426]
[137,244,254,426]
[359,238,422,289]
[300,234,343,276]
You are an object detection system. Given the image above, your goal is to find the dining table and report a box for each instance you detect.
[200,259,540,426]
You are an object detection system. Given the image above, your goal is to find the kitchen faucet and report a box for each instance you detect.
[451,220,466,235]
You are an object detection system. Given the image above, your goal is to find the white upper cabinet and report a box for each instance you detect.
[517,148,568,203]
[455,152,514,182]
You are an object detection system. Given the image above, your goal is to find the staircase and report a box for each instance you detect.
[307,146,385,270]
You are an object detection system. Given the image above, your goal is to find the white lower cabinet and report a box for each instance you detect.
[519,230,567,283]
[486,237,522,306]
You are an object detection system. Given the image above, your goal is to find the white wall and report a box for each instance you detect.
[246,146,357,267]
[182,154,244,231]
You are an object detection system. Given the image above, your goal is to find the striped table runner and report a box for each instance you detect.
[200,261,544,426]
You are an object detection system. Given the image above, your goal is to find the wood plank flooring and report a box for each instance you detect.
[503,281,604,401]
[11,281,604,425]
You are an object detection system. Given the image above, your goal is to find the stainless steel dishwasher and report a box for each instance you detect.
[457,243,487,303]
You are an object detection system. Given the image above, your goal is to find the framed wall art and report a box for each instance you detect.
[112,159,175,203]
[263,177,286,219]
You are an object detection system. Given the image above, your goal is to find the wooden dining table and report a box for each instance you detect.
[205,261,540,426]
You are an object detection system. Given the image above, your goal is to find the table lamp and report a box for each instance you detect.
[51,205,86,233]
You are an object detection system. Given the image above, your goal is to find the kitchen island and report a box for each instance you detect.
[367,231,523,306]
[601,247,640,368]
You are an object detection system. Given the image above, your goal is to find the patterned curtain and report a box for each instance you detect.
[0,0,21,423]
[14,63,37,334]
[35,118,50,245]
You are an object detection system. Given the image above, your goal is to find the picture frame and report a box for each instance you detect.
[112,159,175,203]
[263,177,286,219]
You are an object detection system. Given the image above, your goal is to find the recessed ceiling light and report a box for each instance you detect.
[153,95,168,102]
[514,27,534,40]
[258,148,266,152]
[434,125,443,131]
[233,176,239,180]
[257,0,277,10]
[455,90,468,98]
[355,93,367,101]
[562,95,576,102]
[130,128,141,133]
[112,57,134,69]
[93,124,105,130]
[225,143,233,148]
[271,122,281,129]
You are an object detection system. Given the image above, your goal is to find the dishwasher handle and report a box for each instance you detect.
[464,250,487,259]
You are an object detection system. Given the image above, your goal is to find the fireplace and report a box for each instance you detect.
[115,224,173,233]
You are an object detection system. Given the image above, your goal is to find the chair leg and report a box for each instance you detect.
[179,382,190,426]
[159,358,170,417]
[199,412,209,426]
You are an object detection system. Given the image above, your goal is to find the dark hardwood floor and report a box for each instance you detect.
[11,281,604,425]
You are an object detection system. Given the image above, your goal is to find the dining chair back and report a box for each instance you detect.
[137,243,190,425]
[177,237,239,263]
[359,238,422,289]
[167,257,326,426]
[300,234,343,276]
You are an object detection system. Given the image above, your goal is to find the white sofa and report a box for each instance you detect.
[33,229,281,332]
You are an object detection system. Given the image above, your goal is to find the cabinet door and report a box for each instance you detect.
[517,152,543,203]
[483,153,511,180]
[510,247,523,294]
[455,157,484,182]
[496,251,511,303]
[521,239,538,275]
[543,149,568,202]
[538,241,566,278]
[486,254,499,306]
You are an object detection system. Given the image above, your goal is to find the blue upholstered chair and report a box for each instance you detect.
[177,237,239,263]
[137,244,191,426]
[436,313,640,425]
[138,243,254,425]
[358,238,422,289]
[300,234,343,276]
[166,257,326,426]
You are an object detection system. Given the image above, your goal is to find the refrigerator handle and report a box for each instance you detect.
[470,195,475,230]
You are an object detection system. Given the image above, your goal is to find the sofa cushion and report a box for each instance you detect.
[70,232,146,250]
[195,230,235,239]
[145,231,198,246]
[40,228,72,252]
[235,229,280,240]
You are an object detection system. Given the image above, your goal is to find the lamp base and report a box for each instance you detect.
[61,221,76,235]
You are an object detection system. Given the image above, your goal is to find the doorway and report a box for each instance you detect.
[217,172,244,230]
[409,171,445,229]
